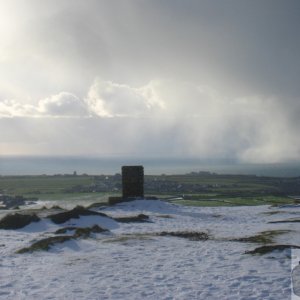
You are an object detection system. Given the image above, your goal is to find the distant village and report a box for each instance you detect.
[59,170,300,196]
[1,167,300,210]
[64,172,222,195]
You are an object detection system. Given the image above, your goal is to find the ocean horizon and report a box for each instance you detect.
[1,156,300,177]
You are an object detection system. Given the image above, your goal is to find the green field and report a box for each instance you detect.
[173,195,295,207]
[0,173,298,207]
[0,175,94,195]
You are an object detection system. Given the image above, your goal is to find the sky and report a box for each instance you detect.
[0,0,300,163]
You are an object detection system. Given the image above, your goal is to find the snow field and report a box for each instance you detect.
[1,200,299,299]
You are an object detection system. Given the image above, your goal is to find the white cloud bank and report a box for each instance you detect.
[0,92,87,118]
[86,80,165,117]
[0,79,299,163]
[0,80,165,118]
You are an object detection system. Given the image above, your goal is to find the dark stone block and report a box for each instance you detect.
[122,166,144,199]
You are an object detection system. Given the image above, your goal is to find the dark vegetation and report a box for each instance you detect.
[269,218,300,224]
[245,245,300,255]
[0,213,40,229]
[46,205,149,224]
[114,214,150,223]
[231,230,291,244]
[73,225,108,237]
[17,236,73,253]
[55,226,77,234]
[17,225,109,253]
[0,204,151,233]
[47,206,109,224]
[158,231,209,241]
[234,230,299,255]
[54,224,108,235]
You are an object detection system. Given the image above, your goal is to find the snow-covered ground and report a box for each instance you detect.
[1,200,300,300]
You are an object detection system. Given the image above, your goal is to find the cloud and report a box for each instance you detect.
[39,92,88,117]
[1,0,299,101]
[1,78,299,163]
[85,79,166,117]
[0,80,166,118]
[0,92,89,118]
[0,100,37,118]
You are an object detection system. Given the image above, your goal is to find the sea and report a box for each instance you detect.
[1,156,300,177]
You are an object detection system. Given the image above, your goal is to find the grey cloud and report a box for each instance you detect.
[85,79,164,117]
[1,0,300,97]
[0,92,89,118]
[39,92,88,116]
[1,79,299,163]
[86,80,150,117]
[0,1,299,162]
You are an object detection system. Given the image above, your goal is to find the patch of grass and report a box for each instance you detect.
[56,225,108,236]
[158,231,209,241]
[155,214,173,219]
[102,233,154,244]
[223,198,259,206]
[73,225,108,237]
[173,195,294,207]
[103,231,209,244]
[47,205,109,224]
[212,214,223,218]
[183,194,220,200]
[232,230,291,244]
[0,176,94,195]
[265,196,295,205]
[114,214,150,223]
[262,211,283,215]
[32,192,110,202]
[50,205,63,210]
[269,218,300,224]
[245,244,300,255]
[173,200,233,207]
[0,213,40,229]
[17,225,109,253]
[86,202,109,209]
[16,235,73,253]
[55,227,77,234]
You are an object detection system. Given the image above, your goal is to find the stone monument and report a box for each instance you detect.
[122,165,144,199]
